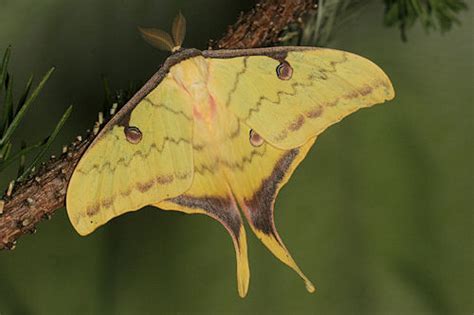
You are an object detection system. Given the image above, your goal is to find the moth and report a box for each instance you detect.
[66,13,395,297]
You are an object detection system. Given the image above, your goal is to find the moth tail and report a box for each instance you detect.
[156,195,250,297]
[233,143,317,293]
[240,201,315,293]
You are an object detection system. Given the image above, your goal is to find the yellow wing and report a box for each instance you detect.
[155,104,315,297]
[206,47,395,149]
[187,47,394,295]
[66,75,194,235]
[155,99,249,297]
[222,134,317,295]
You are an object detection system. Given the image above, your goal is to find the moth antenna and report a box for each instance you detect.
[171,11,186,51]
[138,27,174,52]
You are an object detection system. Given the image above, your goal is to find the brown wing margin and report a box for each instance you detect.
[82,48,203,147]
[203,46,316,60]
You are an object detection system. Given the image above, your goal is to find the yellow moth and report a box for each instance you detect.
[66,16,395,297]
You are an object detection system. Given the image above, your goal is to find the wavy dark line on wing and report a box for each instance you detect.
[143,98,193,121]
[225,57,249,108]
[78,137,191,174]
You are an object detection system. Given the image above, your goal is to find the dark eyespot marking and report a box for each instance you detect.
[124,126,143,144]
[249,129,264,147]
[276,61,293,80]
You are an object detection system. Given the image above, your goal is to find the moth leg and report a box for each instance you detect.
[155,184,250,297]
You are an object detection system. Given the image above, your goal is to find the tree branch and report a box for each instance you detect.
[0,0,315,250]
[213,0,315,49]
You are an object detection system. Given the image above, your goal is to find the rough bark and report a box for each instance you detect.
[0,0,315,250]
[213,0,315,49]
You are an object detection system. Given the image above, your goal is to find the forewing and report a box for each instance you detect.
[206,47,395,149]
[66,76,194,235]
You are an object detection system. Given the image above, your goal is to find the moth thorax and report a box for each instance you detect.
[170,56,208,93]
[249,129,264,147]
[124,126,143,144]
[189,82,209,103]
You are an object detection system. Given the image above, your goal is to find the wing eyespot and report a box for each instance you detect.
[124,126,143,144]
[249,129,264,147]
[276,61,293,80]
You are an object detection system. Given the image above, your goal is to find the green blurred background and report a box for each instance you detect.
[0,0,472,314]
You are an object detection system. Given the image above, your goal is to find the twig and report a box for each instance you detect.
[0,0,315,250]
[212,0,315,49]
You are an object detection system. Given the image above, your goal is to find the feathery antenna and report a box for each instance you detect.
[139,12,187,52]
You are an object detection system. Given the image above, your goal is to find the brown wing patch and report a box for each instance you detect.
[169,195,243,241]
[155,172,250,297]
[288,115,305,132]
[243,149,299,237]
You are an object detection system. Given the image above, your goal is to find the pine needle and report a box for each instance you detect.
[18,105,72,181]
[0,67,55,147]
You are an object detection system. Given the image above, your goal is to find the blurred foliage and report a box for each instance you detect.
[101,76,142,114]
[0,47,71,182]
[299,0,369,46]
[287,0,468,46]
[384,0,468,40]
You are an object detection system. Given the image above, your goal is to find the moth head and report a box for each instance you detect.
[138,12,186,53]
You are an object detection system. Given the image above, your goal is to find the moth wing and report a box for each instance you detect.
[206,47,395,149]
[217,116,318,293]
[66,76,194,235]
